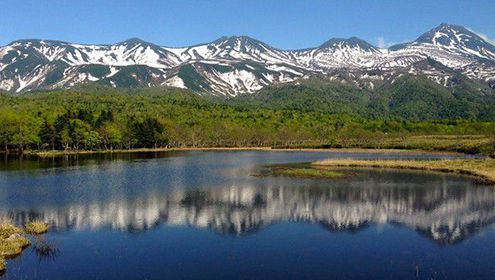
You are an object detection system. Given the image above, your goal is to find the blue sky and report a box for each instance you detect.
[1,0,494,48]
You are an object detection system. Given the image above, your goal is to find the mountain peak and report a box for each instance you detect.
[438,22,461,29]
[1,24,494,94]
[118,38,153,47]
[385,23,495,61]
[411,23,495,59]
[319,37,378,52]
[211,35,274,52]
[213,35,262,45]
[9,39,69,47]
[416,23,483,45]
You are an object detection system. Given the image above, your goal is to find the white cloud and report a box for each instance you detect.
[376,37,396,49]
[466,27,495,45]
[376,37,413,49]
[475,33,495,45]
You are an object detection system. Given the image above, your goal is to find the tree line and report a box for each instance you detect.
[0,87,494,153]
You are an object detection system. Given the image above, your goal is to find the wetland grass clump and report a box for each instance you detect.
[271,167,344,178]
[0,224,30,256]
[313,158,495,184]
[0,222,49,273]
[0,224,31,273]
[25,221,49,235]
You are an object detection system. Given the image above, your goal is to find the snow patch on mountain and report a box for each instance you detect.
[164,76,187,89]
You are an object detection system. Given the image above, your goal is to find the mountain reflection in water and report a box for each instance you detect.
[3,177,495,245]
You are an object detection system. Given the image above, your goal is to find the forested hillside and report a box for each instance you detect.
[232,74,495,120]
[0,86,494,154]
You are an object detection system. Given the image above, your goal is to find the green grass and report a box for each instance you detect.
[313,158,495,184]
[373,135,494,154]
[271,167,344,178]
[271,134,495,156]
[319,134,494,155]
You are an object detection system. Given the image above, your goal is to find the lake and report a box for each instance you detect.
[0,151,494,279]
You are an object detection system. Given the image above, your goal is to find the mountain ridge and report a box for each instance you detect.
[0,23,494,96]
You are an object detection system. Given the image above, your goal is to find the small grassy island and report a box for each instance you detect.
[25,221,49,235]
[313,158,495,184]
[0,222,49,274]
[261,166,345,179]
[275,167,344,178]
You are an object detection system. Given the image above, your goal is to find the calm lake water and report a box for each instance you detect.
[0,151,494,280]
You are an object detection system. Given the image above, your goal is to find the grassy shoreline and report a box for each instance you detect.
[313,158,495,184]
[19,146,470,158]
[4,134,492,157]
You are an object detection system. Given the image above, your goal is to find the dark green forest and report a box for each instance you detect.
[232,75,495,120]
[0,83,494,154]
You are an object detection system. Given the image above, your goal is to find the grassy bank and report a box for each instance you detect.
[313,158,495,184]
[24,147,450,157]
[271,167,344,178]
[0,222,49,274]
[364,135,493,155]
[282,135,494,155]
[13,134,493,157]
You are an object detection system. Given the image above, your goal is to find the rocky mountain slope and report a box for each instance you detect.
[0,23,494,96]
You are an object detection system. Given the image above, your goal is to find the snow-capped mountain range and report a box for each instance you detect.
[0,23,494,96]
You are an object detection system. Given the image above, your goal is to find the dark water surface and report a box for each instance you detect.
[0,151,494,280]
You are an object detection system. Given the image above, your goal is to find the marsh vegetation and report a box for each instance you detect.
[0,222,49,273]
[269,167,344,178]
[313,158,495,184]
